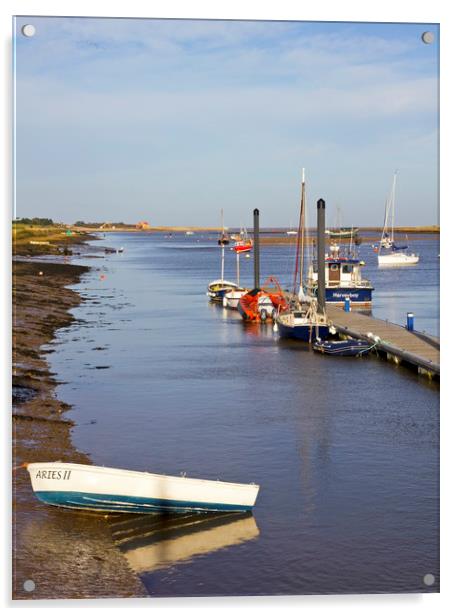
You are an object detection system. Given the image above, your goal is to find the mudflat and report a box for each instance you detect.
[12,260,147,599]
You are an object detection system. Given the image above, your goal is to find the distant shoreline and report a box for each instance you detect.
[73,225,440,235]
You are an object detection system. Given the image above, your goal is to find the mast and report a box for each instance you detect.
[236,251,240,286]
[391,171,397,243]
[221,244,225,280]
[298,169,307,302]
[299,168,305,287]
[293,169,306,296]
[379,171,397,251]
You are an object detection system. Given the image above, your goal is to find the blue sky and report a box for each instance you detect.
[14,17,439,226]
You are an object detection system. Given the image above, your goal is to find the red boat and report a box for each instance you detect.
[237,277,288,322]
[231,229,253,253]
[232,239,253,254]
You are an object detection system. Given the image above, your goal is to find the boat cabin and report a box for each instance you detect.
[308,257,365,288]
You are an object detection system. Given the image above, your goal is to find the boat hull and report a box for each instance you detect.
[277,321,329,342]
[378,253,419,266]
[27,463,259,514]
[325,287,373,305]
[238,288,287,322]
[33,491,254,514]
[313,339,373,356]
[309,286,373,306]
[224,289,248,309]
[325,229,359,239]
[207,280,240,302]
[232,242,252,253]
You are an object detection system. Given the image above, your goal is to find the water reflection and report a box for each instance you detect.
[110,512,259,574]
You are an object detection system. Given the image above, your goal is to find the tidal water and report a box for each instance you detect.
[46,233,439,596]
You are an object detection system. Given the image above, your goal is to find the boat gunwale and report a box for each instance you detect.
[26,462,260,491]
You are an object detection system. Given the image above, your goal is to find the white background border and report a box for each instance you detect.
[2,1,456,614]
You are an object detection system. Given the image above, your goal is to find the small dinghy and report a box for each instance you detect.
[207,279,240,302]
[312,338,374,356]
[223,288,249,309]
[26,462,259,514]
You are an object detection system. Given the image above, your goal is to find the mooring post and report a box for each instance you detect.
[406,312,414,331]
[317,199,326,314]
[254,208,260,289]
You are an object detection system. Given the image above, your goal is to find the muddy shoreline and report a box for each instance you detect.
[12,259,147,599]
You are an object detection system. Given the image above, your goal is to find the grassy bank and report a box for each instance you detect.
[13,224,97,256]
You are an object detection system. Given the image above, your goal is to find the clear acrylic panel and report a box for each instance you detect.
[12,15,439,600]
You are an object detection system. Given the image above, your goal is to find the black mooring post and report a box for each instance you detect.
[253,208,260,289]
[317,199,326,314]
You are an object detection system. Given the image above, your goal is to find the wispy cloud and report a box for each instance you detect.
[14,17,439,225]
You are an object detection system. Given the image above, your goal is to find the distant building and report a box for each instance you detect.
[136,221,150,229]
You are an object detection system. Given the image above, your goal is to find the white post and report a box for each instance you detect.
[391,171,397,243]
[221,245,225,281]
[236,251,240,286]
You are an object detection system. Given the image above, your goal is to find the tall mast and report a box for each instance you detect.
[236,251,240,286]
[391,171,397,242]
[379,172,397,251]
[220,208,225,280]
[292,169,305,295]
[299,168,306,289]
[221,244,225,280]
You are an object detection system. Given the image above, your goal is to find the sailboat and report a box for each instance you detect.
[286,221,298,236]
[217,209,230,245]
[377,172,419,266]
[223,244,250,309]
[207,237,240,302]
[231,228,253,253]
[275,170,329,341]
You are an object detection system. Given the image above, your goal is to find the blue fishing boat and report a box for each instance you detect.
[307,243,373,306]
[312,338,374,356]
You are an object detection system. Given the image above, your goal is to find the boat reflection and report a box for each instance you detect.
[109,511,259,573]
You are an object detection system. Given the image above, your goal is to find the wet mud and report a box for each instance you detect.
[12,260,147,599]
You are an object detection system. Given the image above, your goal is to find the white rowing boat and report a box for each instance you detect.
[26,462,259,514]
[223,288,248,309]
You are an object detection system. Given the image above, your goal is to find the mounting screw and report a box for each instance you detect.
[423,573,435,586]
[23,579,35,592]
[421,31,434,44]
[22,24,36,37]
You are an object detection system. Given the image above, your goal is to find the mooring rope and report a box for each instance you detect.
[12,462,28,472]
